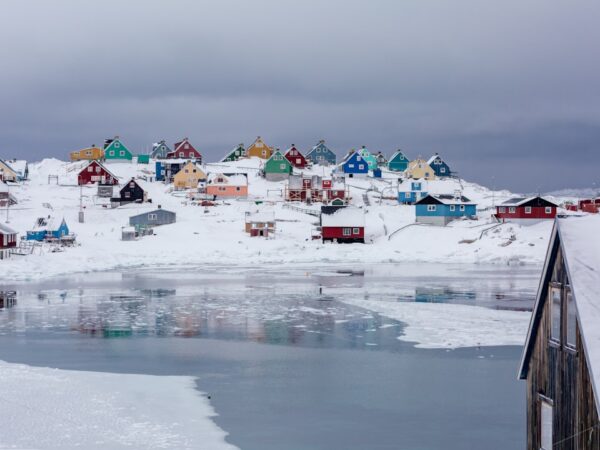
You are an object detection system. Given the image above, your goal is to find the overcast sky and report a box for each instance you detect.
[1,0,599,192]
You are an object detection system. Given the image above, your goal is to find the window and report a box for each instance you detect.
[460,205,465,211]
[499,207,506,213]
[358,164,364,170]
[148,213,158,221]
[343,228,351,236]
[550,286,561,343]
[427,205,436,212]
[96,166,101,173]
[86,151,92,156]
[88,166,93,172]
[109,151,115,156]
[296,158,301,164]
[566,287,577,349]
[352,228,360,235]
[124,192,131,198]
[450,205,456,211]
[115,142,120,148]
[348,164,354,168]
[545,207,552,214]
[184,143,189,149]
[440,167,446,173]
[540,400,553,450]
[236,187,241,191]
[525,206,532,214]
[280,163,286,170]
[119,150,125,156]
[509,207,516,213]
[179,152,185,157]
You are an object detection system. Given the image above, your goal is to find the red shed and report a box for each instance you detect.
[495,196,557,224]
[77,161,119,185]
[0,223,18,259]
[320,206,365,243]
[167,138,202,162]
[284,145,308,169]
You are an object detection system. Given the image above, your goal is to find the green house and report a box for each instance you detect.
[388,149,409,172]
[221,143,246,162]
[358,146,378,171]
[264,150,292,181]
[104,137,133,161]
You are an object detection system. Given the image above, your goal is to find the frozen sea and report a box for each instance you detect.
[0,263,539,449]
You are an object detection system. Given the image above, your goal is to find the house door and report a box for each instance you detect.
[259,230,264,236]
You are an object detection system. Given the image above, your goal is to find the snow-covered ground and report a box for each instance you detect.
[0,157,569,282]
[0,360,237,450]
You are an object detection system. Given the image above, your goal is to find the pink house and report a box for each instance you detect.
[206,173,248,198]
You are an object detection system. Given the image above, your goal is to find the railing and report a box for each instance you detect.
[387,222,426,241]
[282,203,320,217]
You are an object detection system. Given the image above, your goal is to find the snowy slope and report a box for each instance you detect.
[0,158,566,282]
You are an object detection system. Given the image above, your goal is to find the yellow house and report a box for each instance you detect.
[173,161,206,190]
[70,146,104,161]
[0,160,18,182]
[405,159,436,180]
[246,136,273,159]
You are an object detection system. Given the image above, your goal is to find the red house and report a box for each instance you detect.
[320,206,365,243]
[286,175,349,203]
[284,145,308,169]
[0,223,18,259]
[578,198,600,213]
[77,161,119,185]
[167,138,202,162]
[495,196,558,224]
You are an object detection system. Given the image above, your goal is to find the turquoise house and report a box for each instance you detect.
[388,150,409,172]
[358,146,378,171]
[415,194,477,226]
[398,181,428,204]
[104,137,133,161]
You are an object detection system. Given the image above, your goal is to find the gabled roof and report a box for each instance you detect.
[207,173,247,185]
[285,145,303,156]
[389,149,408,160]
[519,216,600,412]
[501,196,558,207]
[0,223,17,235]
[338,150,363,166]
[120,178,146,192]
[415,194,475,206]
[427,154,444,165]
[80,160,118,179]
[0,159,18,176]
[221,144,245,161]
[7,160,27,175]
[174,137,196,153]
[307,140,334,155]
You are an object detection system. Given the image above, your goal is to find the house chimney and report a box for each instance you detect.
[158,204,162,209]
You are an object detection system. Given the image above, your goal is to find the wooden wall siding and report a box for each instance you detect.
[526,243,599,450]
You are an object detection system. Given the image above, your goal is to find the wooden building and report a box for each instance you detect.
[306,140,336,166]
[519,215,600,450]
[0,159,18,182]
[263,150,292,181]
[338,150,369,178]
[173,161,206,190]
[244,212,276,237]
[405,159,435,180]
[358,146,378,171]
[320,205,365,243]
[496,197,558,225]
[77,161,119,185]
[415,194,477,226]
[115,178,148,205]
[129,206,176,228]
[167,138,202,162]
[70,146,104,162]
[285,175,348,204]
[427,153,452,177]
[0,223,18,260]
[0,182,17,208]
[221,144,246,162]
[206,173,248,198]
[284,145,308,169]
[104,137,133,161]
[388,149,410,172]
[246,136,273,159]
[151,140,171,159]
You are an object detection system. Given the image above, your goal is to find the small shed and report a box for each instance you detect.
[0,223,18,260]
[320,206,365,243]
[98,184,114,198]
[26,217,70,241]
[244,212,276,237]
[137,154,150,164]
[121,226,137,241]
[129,206,176,228]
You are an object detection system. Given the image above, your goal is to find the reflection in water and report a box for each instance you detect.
[0,290,16,309]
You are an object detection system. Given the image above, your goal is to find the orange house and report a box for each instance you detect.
[206,173,248,198]
[70,146,104,161]
[246,136,273,159]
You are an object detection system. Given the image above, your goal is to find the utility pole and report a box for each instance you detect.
[78,184,84,223]
[5,182,9,223]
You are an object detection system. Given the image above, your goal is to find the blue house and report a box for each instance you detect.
[338,150,369,178]
[427,153,452,177]
[398,181,428,204]
[155,160,185,182]
[415,194,477,226]
[388,150,409,172]
[306,140,336,166]
[151,140,171,159]
[26,217,70,241]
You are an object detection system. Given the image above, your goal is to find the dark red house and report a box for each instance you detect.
[0,223,18,259]
[284,145,308,169]
[578,198,600,213]
[495,196,557,224]
[77,161,119,185]
[320,205,365,243]
[167,138,202,162]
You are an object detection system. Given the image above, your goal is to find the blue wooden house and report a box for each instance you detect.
[151,140,171,159]
[388,150,409,172]
[26,217,70,241]
[398,181,428,204]
[338,150,369,178]
[306,140,336,166]
[415,194,477,226]
[427,153,452,177]
[155,160,185,182]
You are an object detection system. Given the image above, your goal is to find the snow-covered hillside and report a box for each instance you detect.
[1,158,566,282]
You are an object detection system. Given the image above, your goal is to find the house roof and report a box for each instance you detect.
[245,211,275,223]
[307,140,333,155]
[0,223,17,235]
[7,160,27,175]
[207,173,247,185]
[519,216,600,411]
[501,196,558,207]
[427,154,443,165]
[130,208,175,219]
[321,207,365,227]
[80,161,119,179]
[416,194,475,206]
[0,159,18,176]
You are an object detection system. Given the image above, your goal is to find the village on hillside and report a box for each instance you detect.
[0,135,598,278]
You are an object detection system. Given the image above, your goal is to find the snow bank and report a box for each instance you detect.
[339,298,530,349]
[0,360,237,450]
